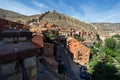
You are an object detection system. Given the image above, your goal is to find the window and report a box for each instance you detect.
[85,58,87,61]
[19,37,27,41]
[77,56,82,60]
[79,58,82,60]
[13,37,18,43]
[74,45,77,47]
[78,51,80,55]
[78,51,82,56]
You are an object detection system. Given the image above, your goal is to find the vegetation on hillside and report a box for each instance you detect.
[113,34,120,40]
[44,30,58,43]
[74,35,84,42]
[88,36,120,80]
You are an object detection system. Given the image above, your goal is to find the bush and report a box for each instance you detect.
[105,38,116,50]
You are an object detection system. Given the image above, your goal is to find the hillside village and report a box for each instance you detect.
[0,9,95,79]
[0,9,120,80]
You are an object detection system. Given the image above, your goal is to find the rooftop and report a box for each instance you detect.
[32,35,43,48]
[0,29,32,37]
[0,42,36,55]
[67,37,90,54]
[0,41,38,64]
[0,18,24,30]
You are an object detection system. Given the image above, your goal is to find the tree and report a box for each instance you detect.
[45,30,57,43]
[92,61,120,80]
[88,38,120,80]
[44,30,58,57]
[93,42,101,48]
[105,38,116,50]
[74,35,84,42]
[112,34,120,39]
[115,41,120,53]
[96,33,101,41]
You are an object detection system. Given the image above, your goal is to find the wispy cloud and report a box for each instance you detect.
[79,1,120,23]
[0,0,40,15]
[0,0,120,22]
[31,0,49,12]
[38,0,81,18]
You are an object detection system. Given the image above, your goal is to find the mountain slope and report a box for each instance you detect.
[39,11,96,31]
[0,8,27,21]
[0,8,96,32]
[92,23,120,31]
[92,23,120,34]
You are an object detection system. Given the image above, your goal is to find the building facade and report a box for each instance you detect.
[0,18,24,31]
[43,43,58,72]
[0,29,41,80]
[66,37,90,66]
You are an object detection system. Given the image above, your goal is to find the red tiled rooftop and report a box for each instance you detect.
[67,37,90,55]
[32,35,43,48]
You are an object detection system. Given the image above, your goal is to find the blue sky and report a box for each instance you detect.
[0,0,120,23]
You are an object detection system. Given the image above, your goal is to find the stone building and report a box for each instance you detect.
[0,29,43,80]
[59,30,71,38]
[43,43,58,72]
[44,56,58,72]
[32,35,43,48]
[0,18,24,31]
[43,43,54,57]
[66,37,90,66]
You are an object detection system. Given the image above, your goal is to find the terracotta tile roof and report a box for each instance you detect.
[67,37,90,55]
[32,35,43,48]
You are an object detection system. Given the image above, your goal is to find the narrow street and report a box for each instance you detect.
[58,42,81,80]
[37,58,63,80]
